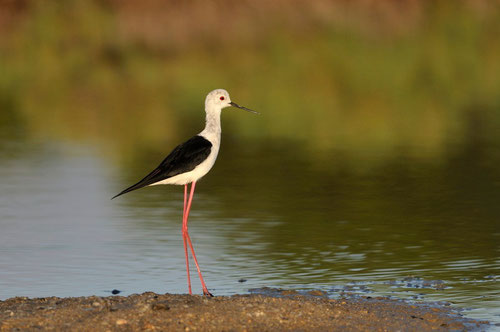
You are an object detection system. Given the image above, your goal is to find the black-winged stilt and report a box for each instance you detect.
[112,89,258,296]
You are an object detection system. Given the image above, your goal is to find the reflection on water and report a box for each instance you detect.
[0,133,498,324]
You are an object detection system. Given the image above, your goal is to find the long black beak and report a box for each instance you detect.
[230,102,260,114]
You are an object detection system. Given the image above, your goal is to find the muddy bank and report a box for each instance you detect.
[0,291,490,331]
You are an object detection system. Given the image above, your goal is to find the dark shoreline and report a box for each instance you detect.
[0,292,490,331]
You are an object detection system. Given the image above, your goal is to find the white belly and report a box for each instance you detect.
[151,139,220,186]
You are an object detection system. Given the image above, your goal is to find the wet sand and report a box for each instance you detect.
[0,291,489,331]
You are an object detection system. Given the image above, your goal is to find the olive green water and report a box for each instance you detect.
[0,125,499,323]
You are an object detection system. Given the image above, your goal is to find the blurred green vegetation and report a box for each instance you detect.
[0,0,499,164]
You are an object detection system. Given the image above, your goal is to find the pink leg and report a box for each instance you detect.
[184,181,213,297]
[182,184,192,295]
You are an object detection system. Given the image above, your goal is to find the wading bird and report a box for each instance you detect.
[112,89,258,296]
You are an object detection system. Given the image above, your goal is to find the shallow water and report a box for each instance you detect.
[0,133,498,324]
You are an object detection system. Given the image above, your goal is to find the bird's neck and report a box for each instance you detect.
[200,107,221,143]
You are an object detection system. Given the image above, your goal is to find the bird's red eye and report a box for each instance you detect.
[220,96,225,101]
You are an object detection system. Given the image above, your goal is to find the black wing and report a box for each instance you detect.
[112,135,212,199]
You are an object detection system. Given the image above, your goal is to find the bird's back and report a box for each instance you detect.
[112,135,212,199]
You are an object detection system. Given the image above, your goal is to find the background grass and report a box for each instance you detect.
[0,0,499,165]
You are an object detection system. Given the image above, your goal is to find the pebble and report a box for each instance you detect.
[152,302,170,311]
[116,319,128,325]
[254,311,265,317]
[144,323,157,330]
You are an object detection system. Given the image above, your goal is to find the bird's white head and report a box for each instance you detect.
[205,89,259,114]
[205,89,232,111]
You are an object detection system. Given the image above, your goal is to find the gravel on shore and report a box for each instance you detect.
[0,291,490,331]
